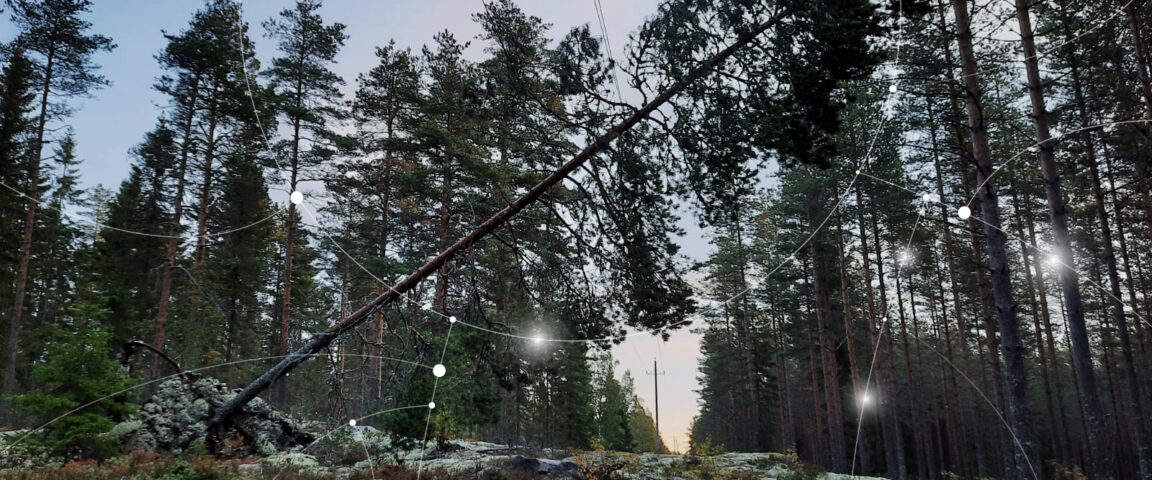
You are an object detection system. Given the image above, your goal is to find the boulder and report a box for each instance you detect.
[109,376,313,456]
[507,455,580,478]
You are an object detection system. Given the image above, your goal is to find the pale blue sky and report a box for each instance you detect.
[0,0,710,452]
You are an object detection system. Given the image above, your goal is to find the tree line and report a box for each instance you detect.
[689,0,1152,479]
[0,0,693,459]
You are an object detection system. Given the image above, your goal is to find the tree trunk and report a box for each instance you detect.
[836,212,869,473]
[371,121,396,403]
[1074,71,1152,478]
[151,79,198,388]
[192,84,221,294]
[1011,191,1064,461]
[1,45,54,423]
[277,113,302,409]
[1024,194,1077,465]
[855,184,898,477]
[1124,1,1152,249]
[891,240,928,480]
[870,209,908,480]
[955,0,1039,477]
[734,219,761,451]
[809,235,846,472]
[930,106,975,478]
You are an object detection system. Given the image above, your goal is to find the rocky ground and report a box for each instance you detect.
[241,437,889,479]
[0,376,886,479]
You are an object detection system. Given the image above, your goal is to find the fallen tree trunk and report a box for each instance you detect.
[202,12,787,445]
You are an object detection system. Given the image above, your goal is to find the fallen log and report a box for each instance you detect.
[199,11,788,448]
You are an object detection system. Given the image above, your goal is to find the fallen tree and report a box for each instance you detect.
[187,0,898,448]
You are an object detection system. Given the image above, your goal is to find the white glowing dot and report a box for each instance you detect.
[428,402,436,409]
[957,206,971,220]
[533,335,544,346]
[860,393,873,405]
[290,191,303,205]
[855,169,861,175]
[349,419,357,427]
[449,316,457,324]
[889,84,898,93]
[922,193,932,202]
[1048,254,1062,267]
[433,364,446,377]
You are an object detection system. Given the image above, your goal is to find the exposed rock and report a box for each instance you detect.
[237,463,262,476]
[350,425,376,440]
[506,455,579,478]
[109,376,313,456]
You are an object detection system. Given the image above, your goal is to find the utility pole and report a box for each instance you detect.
[646,358,666,446]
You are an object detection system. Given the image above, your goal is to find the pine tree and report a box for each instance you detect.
[263,0,347,407]
[1,0,114,423]
[0,48,36,421]
[149,0,262,384]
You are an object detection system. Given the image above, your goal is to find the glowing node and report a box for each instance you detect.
[428,402,436,409]
[533,335,545,346]
[349,419,357,427]
[433,364,446,378]
[957,206,971,220]
[889,84,898,93]
[449,316,457,324]
[290,191,304,205]
[855,169,861,175]
[1048,254,1062,267]
[922,193,932,202]
[860,393,873,405]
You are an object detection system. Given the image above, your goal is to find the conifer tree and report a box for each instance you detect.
[264,0,347,407]
[1,0,114,422]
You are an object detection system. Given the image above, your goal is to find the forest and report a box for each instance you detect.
[0,0,1151,479]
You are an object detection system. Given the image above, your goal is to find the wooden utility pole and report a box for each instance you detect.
[646,359,666,441]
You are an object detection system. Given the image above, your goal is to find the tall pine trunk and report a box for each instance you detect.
[954,0,1039,476]
[1,45,54,422]
[151,79,199,387]
[277,112,302,408]
[371,121,396,403]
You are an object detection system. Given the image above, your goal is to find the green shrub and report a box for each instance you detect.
[8,304,136,461]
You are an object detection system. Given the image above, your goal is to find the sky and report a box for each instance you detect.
[0,0,710,453]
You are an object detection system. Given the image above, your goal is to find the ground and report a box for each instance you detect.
[0,433,887,479]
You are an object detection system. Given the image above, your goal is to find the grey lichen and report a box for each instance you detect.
[108,376,312,456]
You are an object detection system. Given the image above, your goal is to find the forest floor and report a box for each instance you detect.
[0,435,887,480]
[0,378,886,479]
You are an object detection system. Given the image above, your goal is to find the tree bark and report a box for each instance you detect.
[2,45,55,423]
[955,0,1039,477]
[1011,191,1064,461]
[809,234,845,472]
[151,80,198,389]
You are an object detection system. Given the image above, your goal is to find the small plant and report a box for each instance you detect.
[1047,460,1088,480]
[8,305,136,461]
